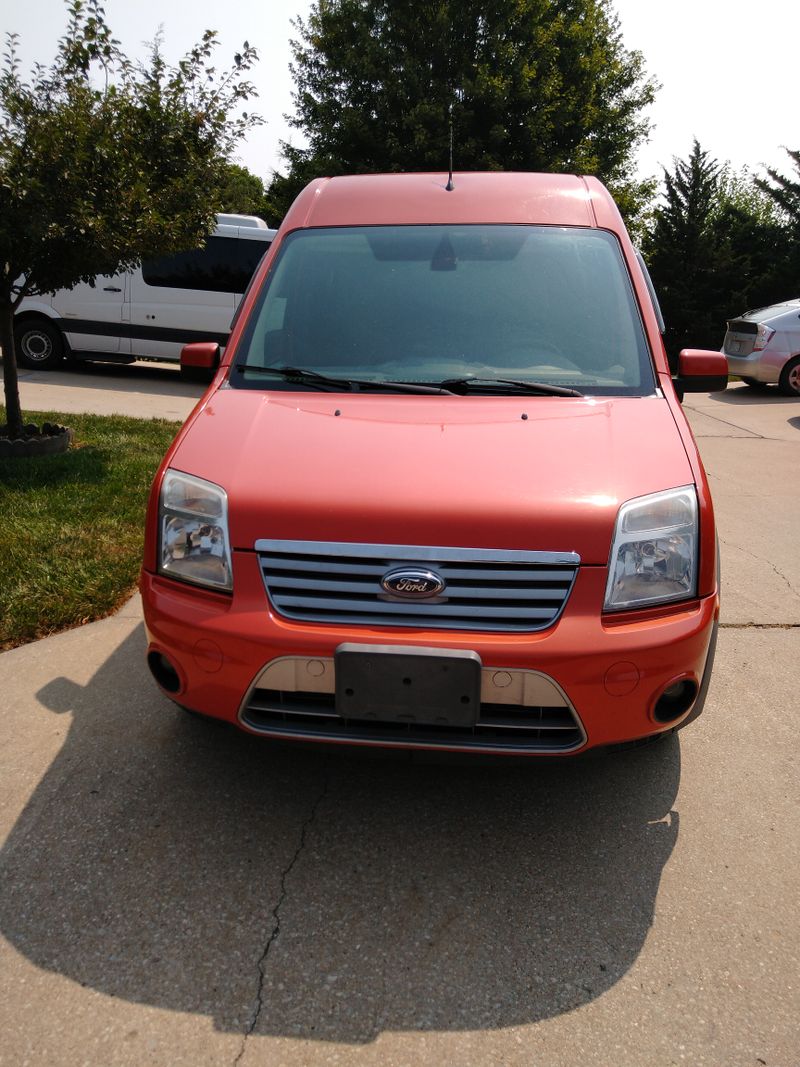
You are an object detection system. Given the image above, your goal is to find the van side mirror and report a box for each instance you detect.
[181,342,221,371]
[673,349,728,400]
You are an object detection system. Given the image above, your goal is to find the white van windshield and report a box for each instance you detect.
[232,225,654,395]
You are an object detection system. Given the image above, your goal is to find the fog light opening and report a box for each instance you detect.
[653,678,698,723]
[148,651,182,694]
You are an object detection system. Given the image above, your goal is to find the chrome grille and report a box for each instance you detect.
[255,540,579,632]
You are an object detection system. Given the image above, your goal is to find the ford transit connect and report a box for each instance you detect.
[140,172,728,756]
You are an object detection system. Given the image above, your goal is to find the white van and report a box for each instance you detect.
[14,215,277,370]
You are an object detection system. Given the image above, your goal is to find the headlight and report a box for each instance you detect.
[604,486,697,611]
[158,470,232,591]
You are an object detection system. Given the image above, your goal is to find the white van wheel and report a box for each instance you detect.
[14,320,64,370]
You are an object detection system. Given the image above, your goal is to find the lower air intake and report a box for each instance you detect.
[241,688,585,754]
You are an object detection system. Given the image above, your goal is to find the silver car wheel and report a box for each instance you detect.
[778,356,800,397]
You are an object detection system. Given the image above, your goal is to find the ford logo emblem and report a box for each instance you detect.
[381,568,445,599]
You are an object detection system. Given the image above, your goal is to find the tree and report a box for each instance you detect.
[216,163,272,222]
[711,165,794,312]
[267,0,658,224]
[642,141,723,359]
[0,0,261,441]
[755,148,800,291]
[756,147,800,224]
[643,142,795,364]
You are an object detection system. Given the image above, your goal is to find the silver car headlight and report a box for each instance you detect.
[604,486,698,611]
[158,470,232,591]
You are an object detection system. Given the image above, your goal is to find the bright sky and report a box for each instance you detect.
[5,0,798,185]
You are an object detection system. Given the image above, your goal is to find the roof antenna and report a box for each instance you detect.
[446,104,455,191]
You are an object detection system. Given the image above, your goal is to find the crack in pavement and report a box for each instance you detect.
[233,768,331,1066]
[719,622,800,629]
[684,405,765,439]
[685,404,795,443]
[720,536,800,601]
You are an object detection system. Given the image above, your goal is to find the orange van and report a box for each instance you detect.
[141,172,728,756]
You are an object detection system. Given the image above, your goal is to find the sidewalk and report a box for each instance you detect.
[2,360,204,422]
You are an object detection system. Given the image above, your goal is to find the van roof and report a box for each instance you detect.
[214,219,277,242]
[281,172,623,232]
[216,213,270,229]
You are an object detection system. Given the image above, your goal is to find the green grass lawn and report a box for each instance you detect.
[0,409,181,650]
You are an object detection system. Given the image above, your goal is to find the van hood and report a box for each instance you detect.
[172,388,693,564]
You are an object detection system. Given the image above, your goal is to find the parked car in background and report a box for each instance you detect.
[141,171,729,758]
[723,299,800,396]
[13,215,276,370]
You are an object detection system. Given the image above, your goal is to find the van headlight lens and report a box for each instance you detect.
[158,470,232,591]
[604,486,697,611]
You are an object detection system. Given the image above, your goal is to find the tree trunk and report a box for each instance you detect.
[0,300,24,439]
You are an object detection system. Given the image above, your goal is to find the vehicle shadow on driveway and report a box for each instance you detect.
[708,384,798,406]
[0,623,680,1042]
[10,358,204,398]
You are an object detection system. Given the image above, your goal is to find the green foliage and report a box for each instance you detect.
[0,0,262,303]
[0,407,180,649]
[643,141,796,364]
[267,0,658,224]
[755,147,800,225]
[0,0,261,437]
[754,148,800,291]
[717,165,782,227]
[216,162,272,223]
[642,141,722,358]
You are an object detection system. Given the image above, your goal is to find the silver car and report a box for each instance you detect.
[723,299,800,396]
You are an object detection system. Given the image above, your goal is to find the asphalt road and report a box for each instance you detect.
[1,367,798,1066]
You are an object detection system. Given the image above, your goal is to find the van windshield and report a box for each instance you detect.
[231,225,655,396]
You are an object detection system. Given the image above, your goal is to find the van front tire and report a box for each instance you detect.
[14,319,64,370]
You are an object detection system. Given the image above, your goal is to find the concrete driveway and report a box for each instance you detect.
[8,359,204,422]
[1,375,798,1066]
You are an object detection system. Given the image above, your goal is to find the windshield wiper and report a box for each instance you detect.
[439,376,583,397]
[236,364,350,390]
[236,364,455,395]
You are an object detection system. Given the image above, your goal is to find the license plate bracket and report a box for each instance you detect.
[335,644,481,728]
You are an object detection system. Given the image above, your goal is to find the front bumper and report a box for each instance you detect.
[141,551,718,755]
